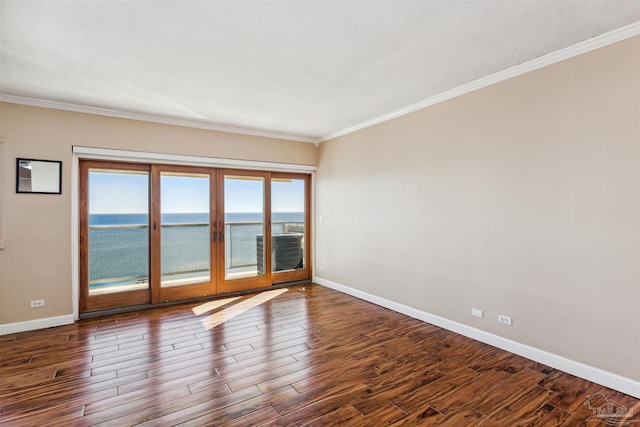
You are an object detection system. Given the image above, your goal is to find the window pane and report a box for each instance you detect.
[271,178,305,272]
[160,173,210,287]
[224,175,265,279]
[88,170,149,295]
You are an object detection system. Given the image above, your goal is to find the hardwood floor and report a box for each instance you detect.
[0,285,638,426]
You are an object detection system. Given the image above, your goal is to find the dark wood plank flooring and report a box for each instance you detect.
[0,285,638,426]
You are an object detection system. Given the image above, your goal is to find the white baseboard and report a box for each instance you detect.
[314,277,640,399]
[0,314,75,336]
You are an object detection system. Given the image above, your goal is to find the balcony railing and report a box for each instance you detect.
[88,221,304,290]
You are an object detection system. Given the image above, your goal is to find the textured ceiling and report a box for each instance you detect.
[1,0,639,142]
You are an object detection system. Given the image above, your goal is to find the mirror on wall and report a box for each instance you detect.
[16,158,62,194]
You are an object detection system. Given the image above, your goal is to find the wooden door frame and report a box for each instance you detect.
[79,160,152,312]
[151,164,218,303]
[217,169,272,294]
[270,172,312,284]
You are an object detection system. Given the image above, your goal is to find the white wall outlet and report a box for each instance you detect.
[31,300,45,308]
[498,314,512,325]
[318,266,324,272]
[320,215,324,223]
[471,308,483,318]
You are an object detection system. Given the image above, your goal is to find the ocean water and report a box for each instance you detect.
[90,212,304,225]
[88,212,304,285]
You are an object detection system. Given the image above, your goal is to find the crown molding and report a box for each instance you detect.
[0,94,317,144]
[318,21,640,143]
[2,21,638,146]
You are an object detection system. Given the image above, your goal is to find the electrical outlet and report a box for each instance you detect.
[498,314,512,325]
[31,300,45,308]
[471,308,483,318]
[320,215,324,223]
[318,266,324,272]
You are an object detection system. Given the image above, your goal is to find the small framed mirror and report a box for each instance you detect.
[16,158,62,194]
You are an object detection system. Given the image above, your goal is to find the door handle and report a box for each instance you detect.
[219,231,224,242]
[212,231,217,242]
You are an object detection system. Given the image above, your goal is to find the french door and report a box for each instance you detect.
[80,160,310,313]
[80,161,152,311]
[153,165,217,303]
[218,170,269,293]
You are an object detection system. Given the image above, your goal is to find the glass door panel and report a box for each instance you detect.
[224,175,265,279]
[271,175,310,283]
[88,170,150,294]
[160,172,211,287]
[272,177,305,271]
[219,171,269,292]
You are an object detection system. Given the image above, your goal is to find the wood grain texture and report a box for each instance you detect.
[0,284,637,426]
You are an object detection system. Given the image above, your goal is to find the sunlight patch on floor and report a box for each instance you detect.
[199,288,289,330]
[191,296,241,316]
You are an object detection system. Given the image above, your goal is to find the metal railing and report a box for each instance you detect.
[89,224,149,284]
[88,221,304,287]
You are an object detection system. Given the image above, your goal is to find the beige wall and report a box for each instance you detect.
[316,37,640,381]
[0,103,317,324]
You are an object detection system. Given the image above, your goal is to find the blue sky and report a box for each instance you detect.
[162,175,209,213]
[272,179,305,212]
[89,172,149,214]
[89,172,304,214]
[225,177,305,213]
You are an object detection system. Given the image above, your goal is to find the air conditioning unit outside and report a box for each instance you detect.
[257,233,304,274]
